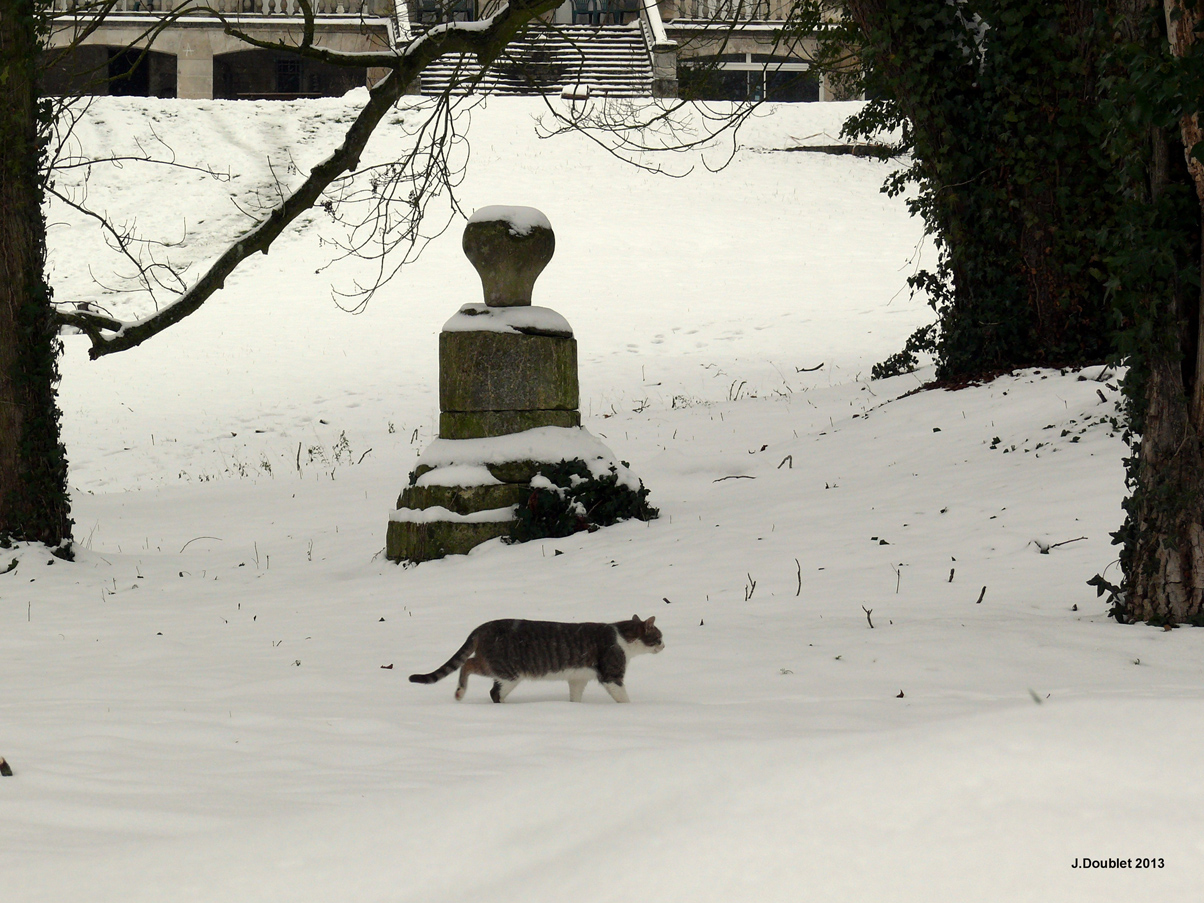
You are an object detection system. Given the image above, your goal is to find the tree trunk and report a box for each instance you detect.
[1117,0,1204,624]
[1164,0,1204,429]
[1124,358,1204,623]
[0,0,72,547]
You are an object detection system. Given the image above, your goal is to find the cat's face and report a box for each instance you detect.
[637,615,665,653]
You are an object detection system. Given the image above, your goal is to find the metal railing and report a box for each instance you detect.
[676,0,782,21]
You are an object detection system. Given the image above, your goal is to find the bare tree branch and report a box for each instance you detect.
[50,1,841,355]
[46,183,185,296]
[55,0,565,358]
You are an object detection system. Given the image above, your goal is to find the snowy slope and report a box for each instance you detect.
[2,95,1201,901]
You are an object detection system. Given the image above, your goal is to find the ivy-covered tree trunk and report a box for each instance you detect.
[1115,0,1204,623]
[841,0,1115,381]
[0,0,72,547]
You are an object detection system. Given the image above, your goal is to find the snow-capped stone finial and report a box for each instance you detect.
[463,206,555,308]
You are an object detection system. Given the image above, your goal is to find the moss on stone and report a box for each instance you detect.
[386,518,514,562]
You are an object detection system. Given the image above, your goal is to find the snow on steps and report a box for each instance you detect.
[419,24,653,97]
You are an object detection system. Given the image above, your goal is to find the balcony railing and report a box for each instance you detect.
[49,0,396,16]
[676,0,783,20]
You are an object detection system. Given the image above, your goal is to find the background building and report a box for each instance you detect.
[43,0,831,101]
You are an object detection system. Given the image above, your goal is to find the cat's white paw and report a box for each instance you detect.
[603,683,630,703]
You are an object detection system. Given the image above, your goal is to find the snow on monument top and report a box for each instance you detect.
[467,205,552,237]
[442,303,572,338]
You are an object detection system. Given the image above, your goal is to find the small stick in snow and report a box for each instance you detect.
[862,606,874,628]
[778,455,793,469]
[1046,536,1088,553]
[975,586,986,604]
[713,475,755,482]
[179,536,223,553]
[745,574,757,601]
[795,558,802,597]
[795,362,824,372]
[948,568,955,583]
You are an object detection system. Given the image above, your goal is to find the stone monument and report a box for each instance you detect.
[386,206,654,563]
[439,207,579,439]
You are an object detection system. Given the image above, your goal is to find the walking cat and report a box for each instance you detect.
[409,615,664,703]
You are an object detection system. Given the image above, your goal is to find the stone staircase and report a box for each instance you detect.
[419,24,653,97]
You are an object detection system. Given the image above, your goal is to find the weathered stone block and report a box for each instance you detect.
[386,518,513,562]
[439,409,581,440]
[440,331,578,413]
[397,482,530,516]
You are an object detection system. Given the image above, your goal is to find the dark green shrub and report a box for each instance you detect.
[508,459,658,542]
[872,324,937,380]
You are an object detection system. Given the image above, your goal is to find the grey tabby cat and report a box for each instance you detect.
[409,615,664,703]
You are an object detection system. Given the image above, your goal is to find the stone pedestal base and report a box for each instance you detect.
[400,483,530,514]
[386,466,532,563]
[386,518,513,562]
[386,438,655,564]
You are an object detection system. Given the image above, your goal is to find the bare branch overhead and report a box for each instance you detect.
[56,0,566,359]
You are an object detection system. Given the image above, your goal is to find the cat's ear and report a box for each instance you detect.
[645,616,656,627]
[631,614,640,623]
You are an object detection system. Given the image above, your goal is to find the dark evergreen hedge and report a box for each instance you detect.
[508,460,658,542]
[796,1,1117,382]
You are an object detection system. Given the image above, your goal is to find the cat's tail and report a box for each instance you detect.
[409,634,476,684]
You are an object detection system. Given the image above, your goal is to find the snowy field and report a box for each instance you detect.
[3,94,1202,900]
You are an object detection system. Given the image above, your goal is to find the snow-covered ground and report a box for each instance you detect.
[3,95,1200,901]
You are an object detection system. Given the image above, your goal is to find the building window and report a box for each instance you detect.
[276,58,302,94]
[680,55,819,102]
[109,48,150,96]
